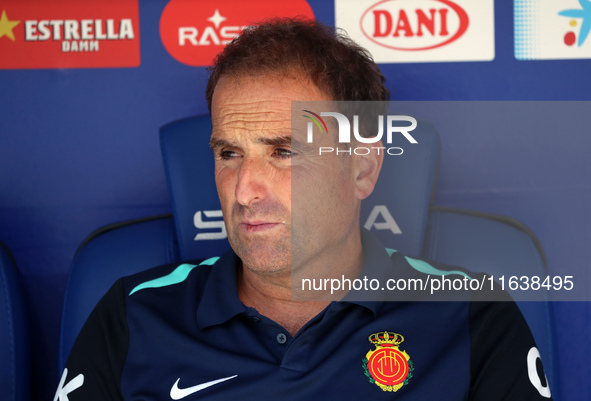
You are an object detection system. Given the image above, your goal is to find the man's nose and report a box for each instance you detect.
[235,157,270,206]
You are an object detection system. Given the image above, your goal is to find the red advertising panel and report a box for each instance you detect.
[0,0,140,70]
[160,0,314,67]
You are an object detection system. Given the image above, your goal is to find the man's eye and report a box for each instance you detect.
[220,150,240,160]
[274,148,293,159]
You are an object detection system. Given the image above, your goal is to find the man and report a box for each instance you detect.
[56,18,552,400]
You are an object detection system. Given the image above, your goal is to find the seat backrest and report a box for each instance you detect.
[59,216,179,369]
[0,241,30,401]
[159,115,441,260]
[160,116,230,261]
[423,207,558,399]
[361,119,439,257]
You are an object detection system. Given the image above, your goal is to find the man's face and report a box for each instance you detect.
[210,73,366,278]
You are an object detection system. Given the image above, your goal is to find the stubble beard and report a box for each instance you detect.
[227,200,293,277]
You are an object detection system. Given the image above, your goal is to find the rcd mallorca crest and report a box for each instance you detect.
[363,331,413,392]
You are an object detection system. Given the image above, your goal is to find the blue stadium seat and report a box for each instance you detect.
[423,207,558,397]
[59,114,557,398]
[0,241,30,401]
[59,215,179,369]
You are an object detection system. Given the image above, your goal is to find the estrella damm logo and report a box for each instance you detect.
[362,331,414,392]
[0,0,139,70]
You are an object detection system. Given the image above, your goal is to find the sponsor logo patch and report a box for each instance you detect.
[363,331,414,392]
[159,0,314,67]
[170,375,238,400]
[335,0,494,63]
[515,0,591,60]
[0,0,140,70]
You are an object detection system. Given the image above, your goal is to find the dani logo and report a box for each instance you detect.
[159,0,314,67]
[335,0,494,63]
[0,0,139,70]
[360,0,469,51]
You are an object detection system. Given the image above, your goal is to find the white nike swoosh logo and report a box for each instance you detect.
[170,375,238,400]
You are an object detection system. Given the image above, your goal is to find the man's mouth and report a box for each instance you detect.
[239,221,284,233]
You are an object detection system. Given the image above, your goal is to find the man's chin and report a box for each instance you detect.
[243,263,291,278]
[230,241,291,274]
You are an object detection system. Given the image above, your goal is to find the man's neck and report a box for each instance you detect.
[236,233,365,336]
[237,269,329,336]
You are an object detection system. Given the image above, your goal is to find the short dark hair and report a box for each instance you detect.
[206,17,389,111]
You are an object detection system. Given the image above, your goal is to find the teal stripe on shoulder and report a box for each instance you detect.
[404,256,472,280]
[129,256,220,296]
[199,256,220,266]
[385,247,471,279]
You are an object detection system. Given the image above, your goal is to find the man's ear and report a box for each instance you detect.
[354,140,384,200]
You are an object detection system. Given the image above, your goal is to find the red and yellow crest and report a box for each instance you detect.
[362,331,414,392]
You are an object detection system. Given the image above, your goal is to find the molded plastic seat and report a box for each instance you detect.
[0,241,30,401]
[423,207,557,396]
[59,216,179,369]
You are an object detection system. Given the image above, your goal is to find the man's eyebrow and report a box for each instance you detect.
[259,135,316,153]
[257,135,291,146]
[210,135,315,153]
[209,137,231,150]
[209,136,290,149]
